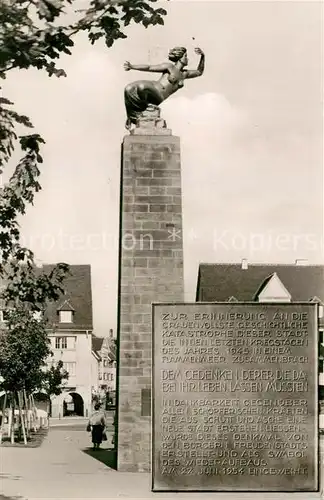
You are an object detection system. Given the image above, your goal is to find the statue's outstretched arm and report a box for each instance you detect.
[124,61,171,73]
[184,48,205,79]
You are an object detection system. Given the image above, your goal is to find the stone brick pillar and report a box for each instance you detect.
[116,108,184,472]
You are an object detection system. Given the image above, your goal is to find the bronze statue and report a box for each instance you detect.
[124,47,205,130]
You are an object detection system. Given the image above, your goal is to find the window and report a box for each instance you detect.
[319,359,323,374]
[257,273,291,303]
[67,337,76,349]
[59,311,73,323]
[55,337,67,349]
[319,330,324,345]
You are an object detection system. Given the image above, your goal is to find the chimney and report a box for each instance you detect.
[241,259,248,270]
[109,328,113,338]
[295,259,308,266]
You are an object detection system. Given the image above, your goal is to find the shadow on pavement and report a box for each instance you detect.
[82,447,117,470]
[0,495,24,500]
[0,473,22,481]
[1,428,48,448]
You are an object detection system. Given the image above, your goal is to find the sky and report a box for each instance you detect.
[3,1,323,336]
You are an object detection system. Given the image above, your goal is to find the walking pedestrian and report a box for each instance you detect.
[87,403,106,450]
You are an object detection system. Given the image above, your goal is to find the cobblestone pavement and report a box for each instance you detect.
[1,420,323,500]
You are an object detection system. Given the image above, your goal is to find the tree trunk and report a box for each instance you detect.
[30,395,37,432]
[10,395,15,444]
[7,399,12,443]
[0,392,7,444]
[17,393,22,442]
[17,392,27,445]
[28,396,33,431]
[23,390,30,437]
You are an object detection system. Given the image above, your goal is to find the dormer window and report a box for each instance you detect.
[227,296,238,303]
[254,273,291,303]
[309,297,324,318]
[59,310,73,323]
[57,299,75,323]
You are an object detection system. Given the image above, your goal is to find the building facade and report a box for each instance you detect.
[0,264,97,418]
[45,264,94,418]
[94,330,117,400]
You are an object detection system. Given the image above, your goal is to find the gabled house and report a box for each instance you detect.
[0,264,97,418]
[196,261,324,393]
[44,264,94,418]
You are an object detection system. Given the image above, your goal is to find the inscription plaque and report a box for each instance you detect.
[152,303,319,491]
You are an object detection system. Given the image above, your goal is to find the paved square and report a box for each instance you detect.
[0,419,323,499]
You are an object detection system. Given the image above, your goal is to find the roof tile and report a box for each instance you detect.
[196,263,324,326]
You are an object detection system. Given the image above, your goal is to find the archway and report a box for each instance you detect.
[63,392,84,417]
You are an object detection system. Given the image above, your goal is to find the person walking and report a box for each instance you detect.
[87,403,106,450]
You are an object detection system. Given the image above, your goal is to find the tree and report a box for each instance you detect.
[0,0,166,270]
[0,262,70,394]
[42,359,69,415]
[43,360,69,398]
[0,0,166,441]
[0,299,68,442]
[0,0,167,325]
[0,309,52,395]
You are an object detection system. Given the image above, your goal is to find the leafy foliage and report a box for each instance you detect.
[42,359,69,397]
[0,0,166,267]
[0,308,51,393]
[0,0,167,78]
[0,313,68,399]
[2,261,69,309]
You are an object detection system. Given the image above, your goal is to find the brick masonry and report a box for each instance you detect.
[116,131,184,472]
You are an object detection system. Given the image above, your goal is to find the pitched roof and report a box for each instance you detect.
[57,299,75,312]
[43,264,93,330]
[92,349,101,361]
[227,296,238,302]
[99,336,117,362]
[92,336,104,353]
[196,263,324,325]
[107,338,117,362]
